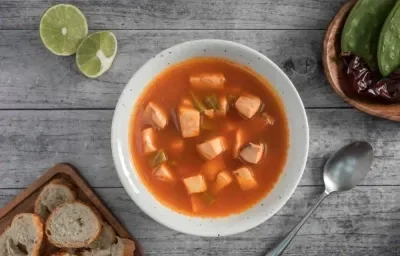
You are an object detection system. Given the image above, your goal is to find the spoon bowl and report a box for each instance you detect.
[324,141,374,193]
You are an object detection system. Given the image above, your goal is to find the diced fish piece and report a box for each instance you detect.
[233,167,258,190]
[212,170,233,194]
[239,142,265,164]
[201,157,226,181]
[189,73,225,90]
[183,174,207,194]
[233,128,248,158]
[153,163,175,183]
[145,102,168,129]
[179,106,200,138]
[235,94,261,119]
[197,136,227,160]
[204,109,215,118]
[142,127,158,154]
[216,96,228,116]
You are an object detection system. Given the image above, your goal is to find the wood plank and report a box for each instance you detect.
[0,186,399,255]
[1,0,346,30]
[0,109,399,188]
[0,30,346,109]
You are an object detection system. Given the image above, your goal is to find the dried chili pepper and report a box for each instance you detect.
[342,52,400,102]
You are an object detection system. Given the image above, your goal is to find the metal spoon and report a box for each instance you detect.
[266,141,373,256]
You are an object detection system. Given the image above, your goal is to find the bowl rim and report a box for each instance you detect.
[111,39,309,236]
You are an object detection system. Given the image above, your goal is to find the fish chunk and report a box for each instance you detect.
[235,94,261,119]
[153,163,175,183]
[190,73,225,90]
[197,136,227,160]
[239,142,265,164]
[216,96,228,116]
[142,127,158,154]
[233,128,248,158]
[145,102,168,129]
[183,174,207,194]
[179,106,200,138]
[201,157,226,181]
[212,170,233,194]
[233,167,258,190]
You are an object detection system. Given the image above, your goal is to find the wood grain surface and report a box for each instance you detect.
[0,109,399,188]
[1,0,399,255]
[1,0,346,30]
[0,30,345,109]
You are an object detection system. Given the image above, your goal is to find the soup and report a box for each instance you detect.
[129,57,289,217]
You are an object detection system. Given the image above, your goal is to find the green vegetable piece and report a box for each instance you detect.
[189,91,206,112]
[201,191,216,205]
[204,94,220,110]
[341,0,396,71]
[378,0,400,76]
[150,150,168,167]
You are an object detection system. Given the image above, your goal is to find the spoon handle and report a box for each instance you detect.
[265,191,330,256]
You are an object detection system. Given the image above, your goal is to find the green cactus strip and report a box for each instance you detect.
[342,0,396,71]
[378,1,400,77]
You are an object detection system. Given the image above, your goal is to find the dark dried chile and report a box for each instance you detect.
[342,52,400,102]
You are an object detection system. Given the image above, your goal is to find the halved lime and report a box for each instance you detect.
[76,31,118,78]
[40,4,88,56]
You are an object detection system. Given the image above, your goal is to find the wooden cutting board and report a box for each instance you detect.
[0,163,143,256]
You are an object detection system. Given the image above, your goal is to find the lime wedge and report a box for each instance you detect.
[40,4,88,56]
[76,31,118,78]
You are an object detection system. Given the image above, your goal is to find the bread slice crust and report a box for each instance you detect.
[0,213,44,256]
[34,179,77,220]
[45,201,102,248]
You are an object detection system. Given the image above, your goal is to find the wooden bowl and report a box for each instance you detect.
[323,0,400,121]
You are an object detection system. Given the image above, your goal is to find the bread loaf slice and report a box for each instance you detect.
[0,213,43,256]
[89,222,116,249]
[45,201,102,248]
[82,236,135,256]
[34,179,77,220]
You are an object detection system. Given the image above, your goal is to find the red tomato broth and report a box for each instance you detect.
[129,57,289,217]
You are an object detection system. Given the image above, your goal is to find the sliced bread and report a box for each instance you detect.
[45,201,102,248]
[0,213,44,256]
[89,222,116,249]
[82,236,135,256]
[34,178,77,220]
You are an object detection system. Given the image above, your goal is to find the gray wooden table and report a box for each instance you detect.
[1,0,399,255]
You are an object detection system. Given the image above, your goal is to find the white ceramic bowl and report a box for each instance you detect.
[111,39,309,237]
